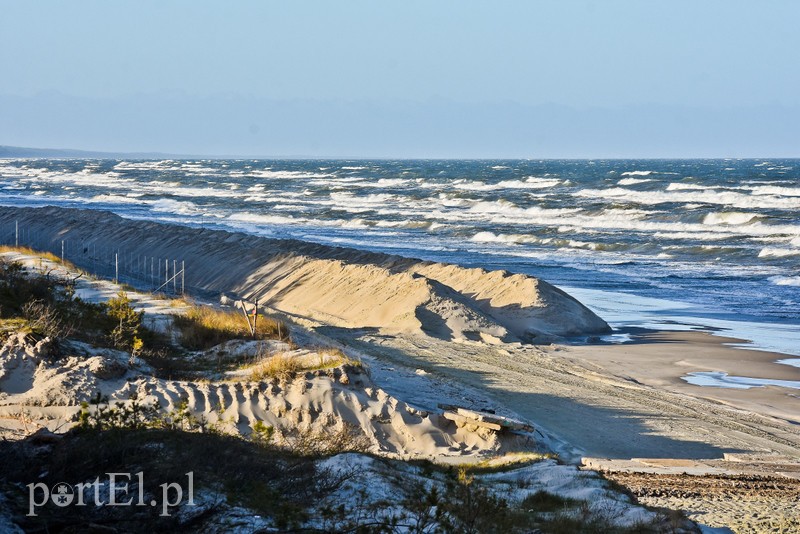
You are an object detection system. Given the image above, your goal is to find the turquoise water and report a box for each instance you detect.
[1,158,799,354]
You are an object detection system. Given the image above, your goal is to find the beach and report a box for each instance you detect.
[1,205,798,462]
[1,205,799,531]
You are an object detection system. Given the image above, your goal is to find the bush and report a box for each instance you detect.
[106,291,144,352]
[21,299,73,339]
[288,424,372,456]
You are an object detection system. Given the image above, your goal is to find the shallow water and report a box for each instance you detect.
[682,371,800,390]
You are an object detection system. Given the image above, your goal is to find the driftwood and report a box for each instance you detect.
[438,404,534,433]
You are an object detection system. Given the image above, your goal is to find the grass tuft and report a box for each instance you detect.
[249,353,303,381]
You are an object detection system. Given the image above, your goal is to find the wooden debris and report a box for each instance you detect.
[438,404,534,433]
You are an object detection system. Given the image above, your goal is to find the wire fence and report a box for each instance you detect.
[1,220,186,296]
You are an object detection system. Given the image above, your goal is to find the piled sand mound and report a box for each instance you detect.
[0,206,609,342]
[0,334,532,459]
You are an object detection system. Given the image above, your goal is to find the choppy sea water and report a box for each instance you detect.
[1,158,799,356]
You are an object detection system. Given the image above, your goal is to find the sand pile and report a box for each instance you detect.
[0,206,609,343]
[0,333,532,459]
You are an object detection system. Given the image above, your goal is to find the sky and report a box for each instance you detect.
[1,0,798,157]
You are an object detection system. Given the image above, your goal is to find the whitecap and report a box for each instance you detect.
[228,212,302,225]
[703,212,759,225]
[620,171,654,176]
[758,247,800,258]
[471,231,524,244]
[617,177,652,185]
[747,185,800,197]
[666,183,711,191]
[769,276,800,287]
[149,199,203,215]
[575,187,800,210]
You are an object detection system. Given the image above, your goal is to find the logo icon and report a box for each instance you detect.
[50,483,74,507]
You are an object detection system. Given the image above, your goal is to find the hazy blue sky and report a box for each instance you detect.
[1,1,798,157]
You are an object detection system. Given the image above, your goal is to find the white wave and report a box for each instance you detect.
[451,180,500,192]
[113,160,177,171]
[15,169,135,189]
[666,183,711,191]
[490,165,509,170]
[307,176,367,186]
[179,163,220,173]
[464,201,800,242]
[454,177,561,191]
[747,185,800,197]
[758,247,800,258]
[471,231,525,244]
[617,177,652,185]
[376,178,411,187]
[703,212,759,225]
[620,171,654,176]
[149,199,203,215]
[769,276,800,287]
[502,177,562,189]
[653,231,737,241]
[228,212,302,225]
[90,194,144,205]
[469,200,580,217]
[341,166,367,170]
[575,187,800,210]
[159,186,242,199]
[375,219,439,230]
[330,192,395,204]
[247,170,335,179]
[340,218,372,229]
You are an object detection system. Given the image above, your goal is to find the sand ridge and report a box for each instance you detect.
[0,206,609,343]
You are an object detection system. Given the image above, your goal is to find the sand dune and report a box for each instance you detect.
[0,331,532,460]
[0,206,609,342]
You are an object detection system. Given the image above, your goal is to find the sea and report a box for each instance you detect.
[1,158,799,360]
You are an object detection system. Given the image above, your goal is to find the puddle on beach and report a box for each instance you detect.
[598,332,633,344]
[682,371,800,390]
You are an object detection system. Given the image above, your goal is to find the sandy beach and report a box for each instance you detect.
[561,329,800,428]
[2,206,800,531]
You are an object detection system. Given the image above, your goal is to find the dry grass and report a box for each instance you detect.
[310,347,363,371]
[173,304,289,350]
[0,245,80,269]
[249,353,303,381]
[247,347,362,382]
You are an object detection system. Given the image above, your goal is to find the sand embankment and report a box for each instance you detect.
[0,206,609,342]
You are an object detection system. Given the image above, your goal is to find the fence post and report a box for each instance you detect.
[61,240,64,264]
[115,252,119,284]
[181,261,185,295]
[15,220,18,247]
[173,260,177,293]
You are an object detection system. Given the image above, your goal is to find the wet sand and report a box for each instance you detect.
[559,329,800,427]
